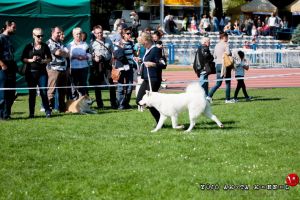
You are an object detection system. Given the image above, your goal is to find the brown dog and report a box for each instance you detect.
[66,95,96,114]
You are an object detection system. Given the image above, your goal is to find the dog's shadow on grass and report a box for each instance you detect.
[251,96,282,102]
[11,114,62,120]
[162,120,237,131]
[199,120,236,130]
[215,96,282,103]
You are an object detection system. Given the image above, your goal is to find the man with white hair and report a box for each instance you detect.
[193,37,214,96]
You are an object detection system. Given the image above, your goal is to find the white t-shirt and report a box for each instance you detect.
[268,17,277,27]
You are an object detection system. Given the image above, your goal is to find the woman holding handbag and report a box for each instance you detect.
[21,28,52,118]
[207,32,235,104]
[136,32,165,124]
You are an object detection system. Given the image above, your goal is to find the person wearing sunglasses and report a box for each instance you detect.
[115,27,136,110]
[21,28,52,118]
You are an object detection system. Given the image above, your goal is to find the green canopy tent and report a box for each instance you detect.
[0,0,91,92]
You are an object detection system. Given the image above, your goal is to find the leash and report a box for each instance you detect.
[146,63,152,92]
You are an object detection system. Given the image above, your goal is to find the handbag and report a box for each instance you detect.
[205,61,216,75]
[223,53,234,68]
[111,67,120,83]
[19,63,28,75]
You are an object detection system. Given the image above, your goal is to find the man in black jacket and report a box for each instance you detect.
[193,37,214,96]
[0,21,17,120]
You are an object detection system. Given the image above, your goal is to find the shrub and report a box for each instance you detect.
[292,24,300,44]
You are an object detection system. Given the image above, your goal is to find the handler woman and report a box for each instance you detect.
[136,32,165,124]
[22,28,52,118]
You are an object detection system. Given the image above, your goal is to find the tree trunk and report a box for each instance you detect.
[214,0,223,19]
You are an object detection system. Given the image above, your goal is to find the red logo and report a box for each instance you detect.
[286,173,299,187]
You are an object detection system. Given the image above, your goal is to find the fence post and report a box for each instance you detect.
[170,43,175,64]
[276,43,282,63]
[251,43,257,63]
[167,44,172,64]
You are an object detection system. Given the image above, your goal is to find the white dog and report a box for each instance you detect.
[139,82,224,132]
[66,95,96,114]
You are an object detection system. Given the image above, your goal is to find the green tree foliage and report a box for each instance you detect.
[292,24,300,44]
[223,0,247,11]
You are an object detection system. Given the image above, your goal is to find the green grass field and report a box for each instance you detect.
[0,87,300,199]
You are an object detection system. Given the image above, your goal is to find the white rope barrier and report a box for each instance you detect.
[0,72,300,91]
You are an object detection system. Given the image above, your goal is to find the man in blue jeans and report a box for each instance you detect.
[206,32,235,104]
[193,37,213,96]
[0,21,17,120]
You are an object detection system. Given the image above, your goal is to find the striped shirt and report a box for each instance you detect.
[123,40,135,67]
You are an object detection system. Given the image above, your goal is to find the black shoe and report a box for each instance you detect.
[111,104,118,109]
[97,105,104,109]
[245,96,253,101]
[124,105,132,109]
[46,111,51,118]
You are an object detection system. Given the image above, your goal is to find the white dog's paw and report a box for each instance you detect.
[219,124,224,128]
[151,129,158,133]
[184,129,192,133]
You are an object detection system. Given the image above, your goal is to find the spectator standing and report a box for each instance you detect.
[22,28,52,118]
[130,11,140,39]
[219,15,225,33]
[245,16,254,36]
[190,16,198,33]
[182,17,188,32]
[67,27,91,98]
[0,21,17,120]
[113,19,122,31]
[61,31,75,101]
[212,14,219,32]
[200,14,211,32]
[46,26,69,112]
[233,51,252,102]
[90,25,117,109]
[110,24,123,44]
[193,37,214,96]
[165,15,177,34]
[207,32,234,104]
[268,13,278,36]
[282,16,288,29]
[115,27,136,109]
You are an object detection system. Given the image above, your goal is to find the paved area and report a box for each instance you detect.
[162,67,300,90]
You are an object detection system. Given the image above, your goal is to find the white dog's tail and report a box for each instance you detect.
[185,82,205,97]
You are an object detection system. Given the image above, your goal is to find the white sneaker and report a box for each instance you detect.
[206,96,213,104]
[232,98,238,103]
[225,99,236,104]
